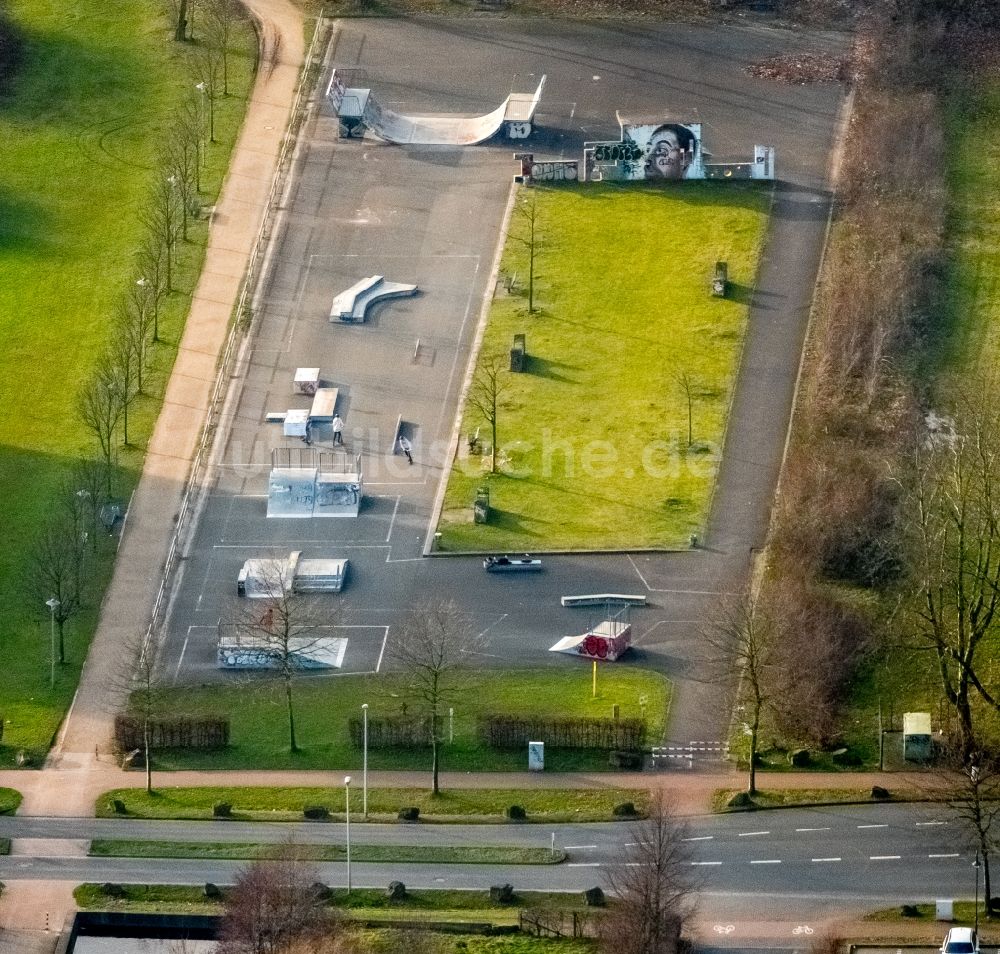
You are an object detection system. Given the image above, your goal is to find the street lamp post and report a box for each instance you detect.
[45,598,60,689]
[974,851,982,934]
[361,703,369,819]
[344,775,352,893]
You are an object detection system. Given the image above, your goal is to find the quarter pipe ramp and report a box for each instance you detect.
[328,72,546,146]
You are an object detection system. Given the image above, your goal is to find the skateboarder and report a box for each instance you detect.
[332,413,344,445]
[398,434,413,464]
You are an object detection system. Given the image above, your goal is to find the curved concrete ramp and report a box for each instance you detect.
[330,73,546,146]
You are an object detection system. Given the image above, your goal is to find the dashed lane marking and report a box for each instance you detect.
[812,857,841,863]
[739,831,770,837]
[916,821,945,827]
[692,861,723,866]
[870,855,901,860]
[929,853,960,858]
[858,824,888,829]
[796,827,830,832]
[683,836,714,842]
[750,859,781,865]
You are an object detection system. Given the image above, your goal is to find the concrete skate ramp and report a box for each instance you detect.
[364,76,545,145]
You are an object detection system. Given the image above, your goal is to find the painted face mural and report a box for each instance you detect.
[641,123,697,179]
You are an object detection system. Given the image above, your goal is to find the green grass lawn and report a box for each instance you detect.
[97,785,648,823]
[0,789,21,815]
[0,2,256,764]
[436,181,770,552]
[140,667,669,771]
[90,839,564,865]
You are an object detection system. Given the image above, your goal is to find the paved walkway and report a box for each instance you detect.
[0,0,305,944]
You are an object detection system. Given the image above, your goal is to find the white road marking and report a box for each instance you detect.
[858,824,888,829]
[739,831,770,837]
[750,859,781,865]
[385,495,401,543]
[812,857,841,863]
[691,861,722,866]
[870,855,901,861]
[564,845,598,850]
[568,863,600,868]
[796,827,830,832]
[929,853,960,858]
[683,836,714,842]
[916,821,945,827]
[374,625,389,673]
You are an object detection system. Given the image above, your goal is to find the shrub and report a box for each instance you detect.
[727,791,755,809]
[348,716,431,750]
[398,807,420,821]
[901,904,921,918]
[0,838,10,856]
[480,715,645,751]
[584,886,605,907]
[506,804,527,821]
[102,883,126,898]
[871,785,890,800]
[608,750,643,769]
[832,748,863,767]
[303,805,330,820]
[114,714,229,751]
[213,802,232,818]
[790,748,812,768]
[387,880,406,900]
[612,802,637,817]
[311,882,332,901]
[204,883,221,899]
[111,799,127,815]
[490,884,515,905]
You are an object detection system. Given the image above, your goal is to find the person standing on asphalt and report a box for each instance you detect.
[398,434,413,464]
[332,413,344,445]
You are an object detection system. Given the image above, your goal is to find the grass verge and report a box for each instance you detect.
[865,901,981,923]
[0,0,256,765]
[89,839,565,865]
[711,787,911,813]
[97,786,648,823]
[0,788,21,815]
[74,883,596,923]
[436,181,770,552]
[142,668,669,772]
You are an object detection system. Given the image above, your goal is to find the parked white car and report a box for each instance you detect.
[942,928,979,954]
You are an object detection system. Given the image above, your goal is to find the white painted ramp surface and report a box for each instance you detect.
[361,76,546,145]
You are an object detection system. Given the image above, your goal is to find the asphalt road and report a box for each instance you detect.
[159,16,848,751]
[0,803,978,902]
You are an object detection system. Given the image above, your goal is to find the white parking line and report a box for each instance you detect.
[812,857,841,863]
[739,831,770,837]
[929,853,960,859]
[870,855,901,861]
[750,859,781,865]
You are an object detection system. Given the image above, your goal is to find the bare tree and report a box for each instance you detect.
[702,591,778,796]
[601,794,696,954]
[136,236,169,342]
[676,371,695,446]
[905,406,1000,754]
[68,457,109,551]
[25,503,88,665]
[386,600,482,795]
[141,168,183,292]
[219,847,334,954]
[79,362,124,492]
[172,0,190,41]
[122,289,155,395]
[938,745,1000,918]
[194,42,222,142]
[111,310,140,447]
[227,567,334,753]
[205,0,239,95]
[467,354,509,475]
[167,110,201,240]
[509,190,541,313]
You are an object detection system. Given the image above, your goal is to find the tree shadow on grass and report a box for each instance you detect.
[0,188,51,255]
